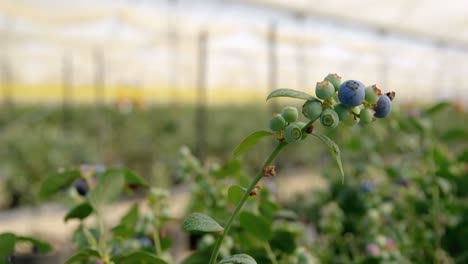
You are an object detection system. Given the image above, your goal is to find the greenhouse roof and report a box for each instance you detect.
[0,0,466,103]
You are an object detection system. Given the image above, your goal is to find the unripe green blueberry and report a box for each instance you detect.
[360,108,374,124]
[315,80,335,100]
[269,114,286,131]
[325,73,342,92]
[296,122,308,139]
[365,84,381,105]
[320,109,339,129]
[284,124,303,143]
[333,103,349,121]
[302,100,322,121]
[281,106,298,123]
[343,107,360,126]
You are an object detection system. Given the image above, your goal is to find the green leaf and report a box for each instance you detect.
[219,254,257,264]
[182,213,224,234]
[112,203,139,238]
[0,233,16,257]
[239,211,272,241]
[270,230,297,254]
[64,202,93,222]
[311,131,345,182]
[228,185,246,205]
[120,203,139,227]
[64,248,100,264]
[180,249,211,264]
[39,170,81,199]
[112,251,168,264]
[87,170,125,211]
[16,236,52,254]
[233,131,273,158]
[105,168,147,187]
[266,88,316,101]
[441,129,468,142]
[212,159,242,179]
[425,101,451,116]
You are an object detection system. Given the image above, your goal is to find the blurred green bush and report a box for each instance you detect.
[0,104,322,207]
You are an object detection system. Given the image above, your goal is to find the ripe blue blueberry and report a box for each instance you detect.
[315,80,335,100]
[74,178,89,196]
[374,94,392,118]
[338,80,365,107]
[302,100,322,121]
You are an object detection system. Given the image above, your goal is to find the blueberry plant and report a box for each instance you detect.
[287,101,467,263]
[177,147,315,263]
[181,73,395,264]
[31,165,172,264]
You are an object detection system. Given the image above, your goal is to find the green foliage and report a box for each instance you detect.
[227,185,246,205]
[65,248,100,264]
[311,131,344,181]
[233,131,273,158]
[7,73,468,264]
[111,251,168,264]
[182,213,224,234]
[39,170,81,199]
[0,233,52,258]
[88,170,125,211]
[0,233,16,257]
[239,212,272,241]
[266,88,316,101]
[112,203,140,238]
[64,202,93,222]
[219,254,257,264]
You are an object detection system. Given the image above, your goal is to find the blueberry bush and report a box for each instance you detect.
[181,74,396,263]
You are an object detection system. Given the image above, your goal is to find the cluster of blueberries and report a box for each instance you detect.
[269,73,395,143]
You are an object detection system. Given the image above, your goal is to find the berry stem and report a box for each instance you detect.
[208,142,288,264]
[301,115,320,134]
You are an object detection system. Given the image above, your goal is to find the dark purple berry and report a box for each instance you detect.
[338,80,365,107]
[359,182,374,193]
[395,178,410,188]
[74,178,89,196]
[136,237,153,248]
[374,94,392,118]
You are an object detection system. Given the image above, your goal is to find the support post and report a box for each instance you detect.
[195,31,208,162]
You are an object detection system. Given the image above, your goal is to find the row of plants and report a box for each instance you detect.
[0,98,465,208]
[1,73,467,263]
[0,103,323,208]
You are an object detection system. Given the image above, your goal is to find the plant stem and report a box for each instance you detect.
[264,243,279,264]
[96,213,111,264]
[208,142,288,264]
[82,224,98,249]
[152,204,163,256]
